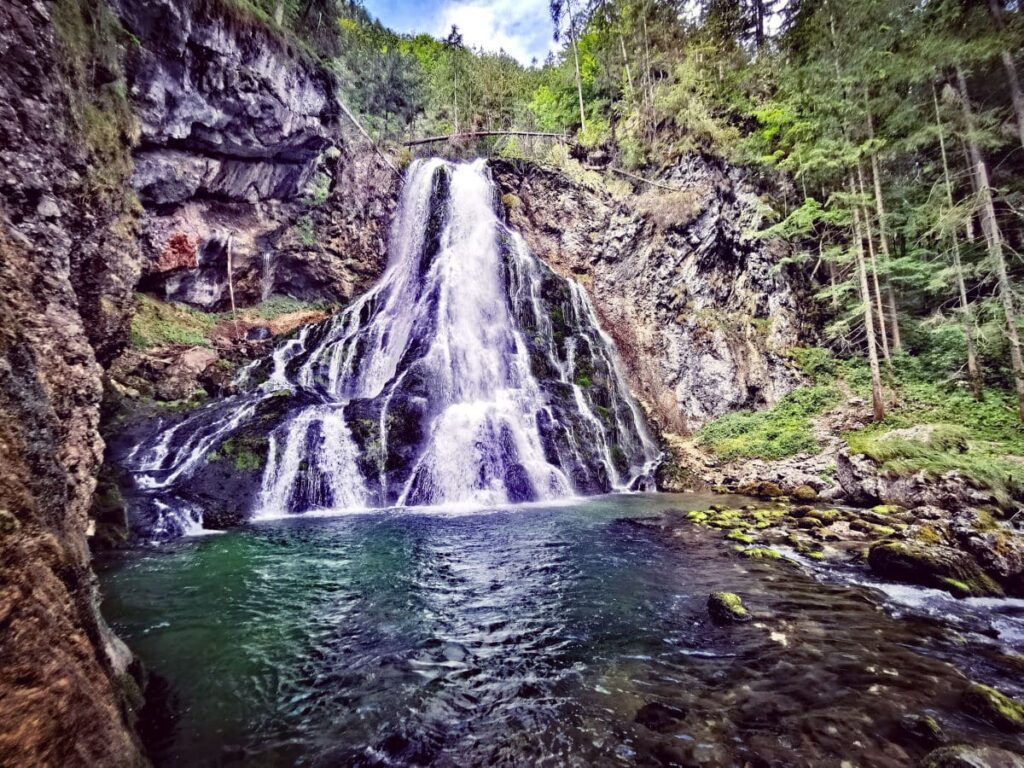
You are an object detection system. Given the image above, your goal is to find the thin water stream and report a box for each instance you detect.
[99,493,1024,767]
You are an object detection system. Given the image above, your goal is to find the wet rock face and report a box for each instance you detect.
[115,0,398,311]
[116,0,336,206]
[0,0,143,764]
[493,156,806,435]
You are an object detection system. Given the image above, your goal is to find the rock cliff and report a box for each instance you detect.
[117,0,396,311]
[493,156,806,435]
[0,0,144,764]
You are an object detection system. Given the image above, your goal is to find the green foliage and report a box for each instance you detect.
[250,296,331,319]
[791,347,838,382]
[697,385,841,460]
[206,434,268,471]
[294,215,316,246]
[130,294,217,349]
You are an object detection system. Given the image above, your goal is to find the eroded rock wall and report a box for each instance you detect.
[493,156,806,436]
[116,0,397,310]
[0,0,144,764]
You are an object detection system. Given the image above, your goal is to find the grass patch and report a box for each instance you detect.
[130,294,218,348]
[847,422,1023,505]
[697,385,840,461]
[249,295,331,320]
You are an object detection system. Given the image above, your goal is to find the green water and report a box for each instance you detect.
[98,493,1024,766]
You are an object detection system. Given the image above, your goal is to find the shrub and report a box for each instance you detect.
[697,384,840,461]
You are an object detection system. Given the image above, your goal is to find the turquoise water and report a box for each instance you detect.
[98,494,1024,766]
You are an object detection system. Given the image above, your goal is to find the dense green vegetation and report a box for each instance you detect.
[698,345,1024,500]
[129,294,332,349]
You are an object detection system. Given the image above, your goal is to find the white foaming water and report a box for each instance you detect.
[129,159,659,530]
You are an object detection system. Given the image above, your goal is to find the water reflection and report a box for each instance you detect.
[98,494,1024,766]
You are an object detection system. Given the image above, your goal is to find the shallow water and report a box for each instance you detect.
[98,493,1024,766]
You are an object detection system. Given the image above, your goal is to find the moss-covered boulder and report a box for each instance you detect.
[791,484,818,500]
[922,744,1024,768]
[867,541,1003,597]
[707,592,751,623]
[738,481,784,499]
[962,683,1024,732]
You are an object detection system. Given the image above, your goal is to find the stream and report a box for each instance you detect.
[98,493,1024,767]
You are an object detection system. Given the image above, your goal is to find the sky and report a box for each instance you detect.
[362,0,558,65]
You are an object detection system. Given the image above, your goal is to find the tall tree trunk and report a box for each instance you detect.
[989,0,1024,150]
[619,33,635,100]
[754,0,765,51]
[850,177,887,422]
[566,0,587,133]
[865,101,902,352]
[857,164,892,366]
[932,81,982,397]
[957,66,1024,420]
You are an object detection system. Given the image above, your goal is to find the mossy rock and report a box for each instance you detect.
[808,509,840,523]
[868,541,1003,598]
[739,547,792,563]
[738,481,784,499]
[726,529,755,544]
[872,504,905,515]
[791,484,818,500]
[894,714,947,751]
[707,591,751,623]
[962,683,1024,732]
[922,744,1024,768]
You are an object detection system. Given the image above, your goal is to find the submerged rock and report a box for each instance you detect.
[707,592,751,623]
[634,701,688,732]
[922,745,1024,768]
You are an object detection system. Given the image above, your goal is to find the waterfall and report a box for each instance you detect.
[124,159,659,534]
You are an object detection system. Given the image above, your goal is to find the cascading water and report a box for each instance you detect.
[122,159,659,535]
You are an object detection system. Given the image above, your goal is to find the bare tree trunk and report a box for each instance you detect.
[226,234,238,338]
[566,0,587,133]
[865,102,902,352]
[957,66,1024,420]
[857,164,892,366]
[850,177,887,422]
[933,81,982,397]
[619,33,635,100]
[989,0,1024,150]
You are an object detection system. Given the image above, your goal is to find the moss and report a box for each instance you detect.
[501,193,522,209]
[872,504,904,515]
[791,484,818,500]
[726,529,755,544]
[707,591,751,623]
[206,434,268,471]
[294,214,317,246]
[740,547,788,561]
[130,294,218,348]
[961,683,1024,732]
[52,0,138,206]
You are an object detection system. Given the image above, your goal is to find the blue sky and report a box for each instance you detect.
[362,0,558,65]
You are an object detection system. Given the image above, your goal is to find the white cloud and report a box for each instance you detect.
[434,0,557,65]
